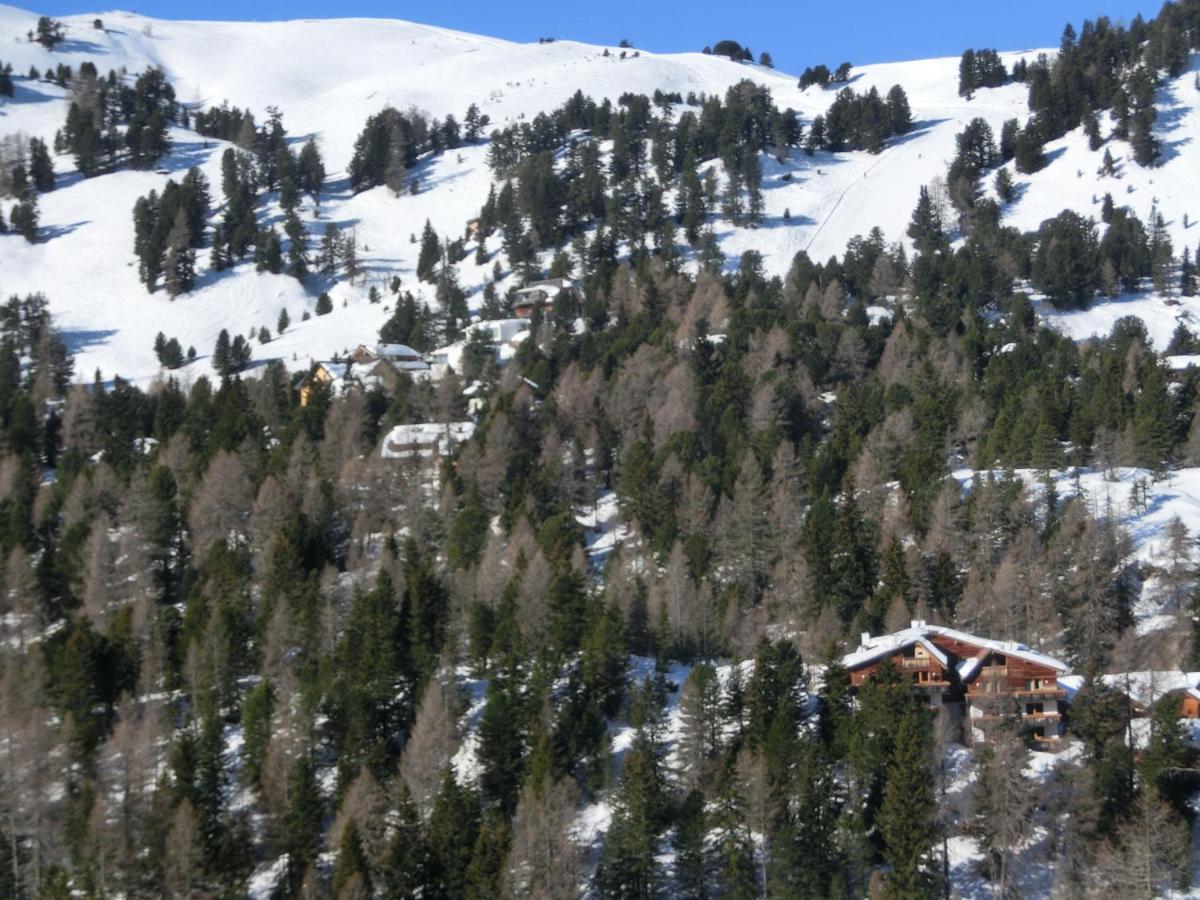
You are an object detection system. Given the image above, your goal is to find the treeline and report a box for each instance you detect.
[958,0,1200,170]
[807,84,912,154]
[797,61,853,89]
[0,133,54,243]
[957,48,1008,98]
[56,64,178,175]
[128,107,327,296]
[348,103,489,194]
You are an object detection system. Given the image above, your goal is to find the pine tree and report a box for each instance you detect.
[331,818,371,897]
[427,769,481,897]
[319,222,342,277]
[709,759,757,899]
[212,329,231,376]
[283,210,309,281]
[315,292,333,316]
[281,755,323,896]
[477,653,525,816]
[417,220,440,283]
[28,138,54,192]
[958,49,978,99]
[595,730,667,898]
[672,789,709,896]
[1140,695,1190,810]
[994,167,1014,204]
[277,308,290,334]
[878,710,937,897]
[163,209,195,297]
[464,815,509,899]
[1180,247,1196,297]
[254,227,283,275]
[10,196,38,242]
[383,124,409,198]
[297,137,325,200]
[1133,362,1176,475]
[342,230,362,284]
[907,186,944,252]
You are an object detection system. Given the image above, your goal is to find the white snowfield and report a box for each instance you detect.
[0,5,1197,384]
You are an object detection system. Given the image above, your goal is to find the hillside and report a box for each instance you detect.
[0,5,1197,384]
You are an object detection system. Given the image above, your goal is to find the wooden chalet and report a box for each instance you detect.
[1176,688,1200,719]
[512,278,584,319]
[843,621,1070,744]
[297,361,351,406]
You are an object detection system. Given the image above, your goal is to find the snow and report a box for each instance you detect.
[1168,355,1200,370]
[578,490,629,570]
[246,854,289,900]
[379,420,475,458]
[0,4,1194,385]
[954,465,1200,635]
[450,667,489,785]
[954,466,1200,566]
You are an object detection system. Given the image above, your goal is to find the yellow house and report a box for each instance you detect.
[298,361,350,406]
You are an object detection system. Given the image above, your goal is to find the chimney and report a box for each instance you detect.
[911,619,925,629]
[860,632,871,647]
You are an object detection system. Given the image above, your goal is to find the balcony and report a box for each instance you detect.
[900,657,931,668]
[1013,685,1066,698]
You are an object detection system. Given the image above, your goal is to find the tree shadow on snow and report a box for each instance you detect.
[56,38,109,56]
[5,80,61,106]
[157,140,220,174]
[41,220,90,241]
[60,328,117,356]
[886,117,951,149]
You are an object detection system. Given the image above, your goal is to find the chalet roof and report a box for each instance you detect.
[376,343,423,359]
[315,361,349,380]
[514,277,576,296]
[380,421,476,459]
[843,621,1070,675]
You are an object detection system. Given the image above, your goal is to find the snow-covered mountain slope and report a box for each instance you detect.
[0,4,1197,384]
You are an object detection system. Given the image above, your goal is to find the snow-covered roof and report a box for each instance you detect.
[316,361,349,380]
[1058,671,1200,708]
[515,277,576,296]
[376,343,423,359]
[380,421,476,459]
[1165,354,1200,371]
[843,621,1070,675]
[957,656,983,682]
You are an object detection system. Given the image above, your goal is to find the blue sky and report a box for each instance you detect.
[38,1,1162,71]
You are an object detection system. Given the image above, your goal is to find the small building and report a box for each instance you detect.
[351,343,431,374]
[298,361,351,406]
[1176,687,1200,719]
[512,278,584,319]
[843,621,1071,744]
[427,318,530,381]
[380,421,476,462]
[1058,671,1200,721]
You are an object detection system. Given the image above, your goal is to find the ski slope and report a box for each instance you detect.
[0,5,1197,383]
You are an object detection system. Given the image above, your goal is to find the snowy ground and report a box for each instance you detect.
[0,5,1195,384]
[954,465,1200,637]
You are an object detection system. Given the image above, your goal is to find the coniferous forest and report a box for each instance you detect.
[3,1,1200,898]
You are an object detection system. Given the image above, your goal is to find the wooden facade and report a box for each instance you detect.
[844,622,1069,744]
[1177,689,1200,719]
